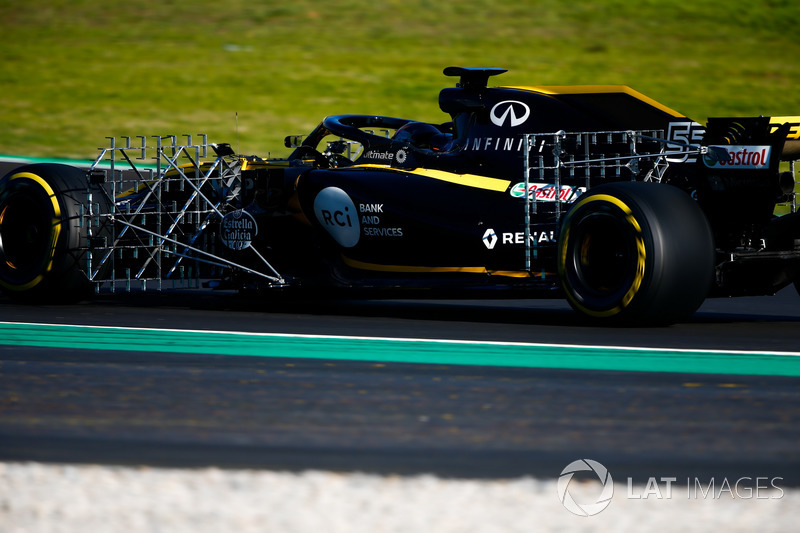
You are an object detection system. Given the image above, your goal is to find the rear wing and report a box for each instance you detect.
[695,117,795,242]
[768,116,800,160]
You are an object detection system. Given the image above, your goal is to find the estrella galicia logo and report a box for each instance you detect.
[557,459,614,517]
[490,100,531,128]
[220,209,257,250]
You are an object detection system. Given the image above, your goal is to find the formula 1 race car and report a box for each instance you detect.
[1,67,799,324]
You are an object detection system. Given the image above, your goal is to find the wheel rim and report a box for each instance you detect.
[562,201,646,316]
[0,194,54,272]
[572,212,637,297]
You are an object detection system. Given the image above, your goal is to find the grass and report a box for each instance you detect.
[1,0,799,159]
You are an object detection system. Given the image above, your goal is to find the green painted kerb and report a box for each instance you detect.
[1,322,799,377]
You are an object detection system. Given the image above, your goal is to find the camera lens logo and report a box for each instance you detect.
[557,459,614,517]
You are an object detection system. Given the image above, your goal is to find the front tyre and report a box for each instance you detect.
[558,182,714,324]
[0,164,107,302]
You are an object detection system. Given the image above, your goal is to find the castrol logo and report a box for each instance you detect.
[703,145,772,169]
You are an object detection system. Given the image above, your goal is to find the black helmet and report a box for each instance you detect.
[392,122,442,149]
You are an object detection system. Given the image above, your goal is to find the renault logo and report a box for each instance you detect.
[482,228,498,249]
[490,100,531,127]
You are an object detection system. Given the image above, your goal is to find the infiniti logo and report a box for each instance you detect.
[490,100,531,127]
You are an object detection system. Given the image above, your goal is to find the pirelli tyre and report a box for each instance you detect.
[0,163,108,303]
[557,181,714,324]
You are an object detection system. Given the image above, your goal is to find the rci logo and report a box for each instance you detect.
[557,459,614,517]
[490,100,531,128]
[313,187,360,248]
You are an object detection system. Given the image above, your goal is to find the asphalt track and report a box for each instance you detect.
[1,159,800,485]
[1,288,800,485]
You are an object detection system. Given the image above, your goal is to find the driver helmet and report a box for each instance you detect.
[392,122,443,149]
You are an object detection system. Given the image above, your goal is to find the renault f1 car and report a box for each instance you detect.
[1,67,799,323]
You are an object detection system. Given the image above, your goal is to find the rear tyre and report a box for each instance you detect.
[558,182,715,324]
[0,164,108,303]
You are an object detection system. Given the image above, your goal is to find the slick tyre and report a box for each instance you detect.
[558,182,714,324]
[0,164,109,303]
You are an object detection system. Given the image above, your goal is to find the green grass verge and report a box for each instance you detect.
[1,0,799,159]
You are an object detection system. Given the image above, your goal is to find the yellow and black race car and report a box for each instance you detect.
[1,67,799,324]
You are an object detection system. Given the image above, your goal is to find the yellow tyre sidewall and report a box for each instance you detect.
[0,172,63,292]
